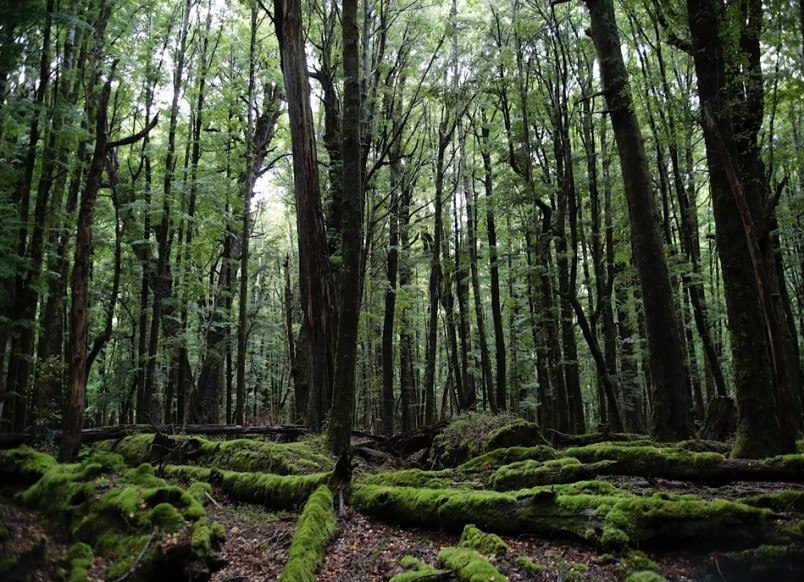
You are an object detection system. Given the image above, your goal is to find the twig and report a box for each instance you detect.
[204,490,221,508]
[111,529,157,582]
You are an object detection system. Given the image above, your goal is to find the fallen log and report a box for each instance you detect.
[0,423,312,448]
[377,420,449,457]
[351,481,777,550]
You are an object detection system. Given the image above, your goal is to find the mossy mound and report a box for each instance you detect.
[352,480,773,549]
[0,445,58,483]
[490,457,595,490]
[93,433,332,475]
[460,523,508,556]
[437,546,508,581]
[428,413,548,468]
[19,449,225,581]
[278,485,336,581]
[560,443,725,473]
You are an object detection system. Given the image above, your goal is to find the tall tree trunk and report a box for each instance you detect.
[328,0,363,453]
[274,0,335,432]
[583,0,694,441]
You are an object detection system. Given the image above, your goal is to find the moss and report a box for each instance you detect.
[621,550,658,572]
[0,446,57,482]
[458,446,557,471]
[164,464,333,509]
[437,546,508,581]
[459,524,507,556]
[626,572,667,582]
[191,517,227,553]
[514,554,544,575]
[490,457,592,490]
[389,555,448,581]
[560,443,725,477]
[141,502,185,532]
[360,468,453,489]
[93,433,333,475]
[430,412,536,467]
[353,481,772,549]
[740,490,804,512]
[278,485,337,582]
[65,542,94,582]
[19,449,224,580]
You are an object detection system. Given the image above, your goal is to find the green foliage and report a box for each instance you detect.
[514,554,544,575]
[360,468,454,489]
[0,446,57,482]
[458,445,557,472]
[278,485,336,582]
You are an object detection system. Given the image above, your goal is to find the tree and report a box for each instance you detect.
[273,0,335,432]
[327,0,362,453]
[686,0,802,457]
[581,0,694,441]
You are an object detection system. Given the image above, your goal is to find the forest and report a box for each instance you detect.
[1,0,803,580]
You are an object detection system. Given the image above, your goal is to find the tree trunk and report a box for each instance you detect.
[583,0,693,441]
[687,0,800,457]
[479,119,507,412]
[328,0,363,453]
[275,0,335,432]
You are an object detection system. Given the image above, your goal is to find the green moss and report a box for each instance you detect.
[19,449,224,580]
[458,446,557,471]
[353,481,772,549]
[431,412,537,467]
[437,546,508,581]
[191,517,227,553]
[360,468,453,489]
[740,490,804,512]
[278,485,337,582]
[490,457,591,490]
[514,554,544,574]
[0,446,57,482]
[459,524,507,556]
[560,443,725,477]
[141,502,184,532]
[389,555,448,581]
[626,572,666,582]
[622,550,658,572]
[65,542,94,582]
[93,433,333,475]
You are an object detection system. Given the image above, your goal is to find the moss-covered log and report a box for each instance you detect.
[164,465,334,509]
[559,443,804,485]
[351,481,775,549]
[92,433,332,474]
[278,485,336,581]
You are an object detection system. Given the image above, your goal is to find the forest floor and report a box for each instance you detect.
[5,475,791,581]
